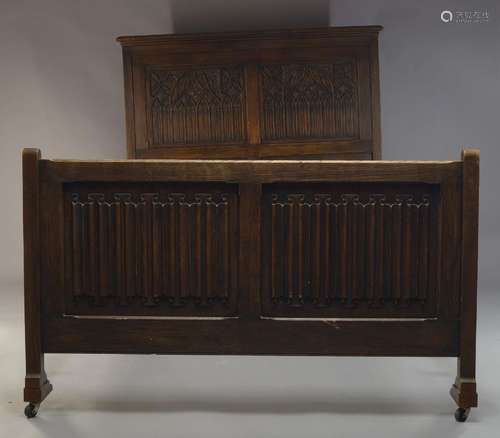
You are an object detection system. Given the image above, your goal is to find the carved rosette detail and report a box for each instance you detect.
[148,67,245,145]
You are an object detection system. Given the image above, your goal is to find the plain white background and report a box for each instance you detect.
[1,0,499,436]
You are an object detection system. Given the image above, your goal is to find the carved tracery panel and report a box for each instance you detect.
[147,66,246,146]
[259,61,358,141]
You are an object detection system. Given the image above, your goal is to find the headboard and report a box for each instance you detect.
[117,26,382,160]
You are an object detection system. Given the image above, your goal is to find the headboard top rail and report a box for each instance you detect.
[117,26,383,48]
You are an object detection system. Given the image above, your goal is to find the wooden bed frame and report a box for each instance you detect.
[22,26,479,422]
[23,148,479,420]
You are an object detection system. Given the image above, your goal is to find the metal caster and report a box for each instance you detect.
[24,403,39,419]
[454,407,470,422]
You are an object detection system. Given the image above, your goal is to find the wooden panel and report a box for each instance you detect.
[259,60,359,141]
[238,184,262,319]
[44,317,459,357]
[369,38,381,159]
[146,65,246,146]
[23,148,483,416]
[117,26,384,50]
[63,182,239,317]
[119,26,382,159]
[134,143,371,160]
[261,183,440,317]
[42,159,462,184]
[439,175,462,319]
[32,152,470,362]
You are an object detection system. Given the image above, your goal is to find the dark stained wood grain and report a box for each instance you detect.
[62,184,239,317]
[23,149,52,404]
[238,184,262,319]
[260,183,439,318]
[116,26,384,48]
[122,47,136,159]
[117,26,383,160]
[369,37,382,159]
[23,148,479,415]
[439,175,462,319]
[450,149,480,409]
[41,159,462,184]
[245,64,261,148]
[44,317,458,357]
[133,141,372,160]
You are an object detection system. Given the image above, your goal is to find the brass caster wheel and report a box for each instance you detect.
[454,407,471,422]
[24,403,39,419]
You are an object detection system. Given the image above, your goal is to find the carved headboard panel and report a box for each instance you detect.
[117,26,382,160]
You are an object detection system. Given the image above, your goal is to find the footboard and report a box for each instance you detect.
[23,149,479,418]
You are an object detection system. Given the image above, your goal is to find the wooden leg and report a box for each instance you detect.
[23,355,52,418]
[23,149,52,418]
[450,356,477,422]
[450,150,480,422]
[450,361,477,422]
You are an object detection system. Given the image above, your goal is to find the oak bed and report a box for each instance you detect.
[23,27,479,422]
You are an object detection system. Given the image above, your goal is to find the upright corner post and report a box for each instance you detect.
[23,148,52,418]
[450,148,479,421]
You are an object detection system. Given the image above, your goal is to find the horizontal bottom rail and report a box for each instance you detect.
[44,317,458,356]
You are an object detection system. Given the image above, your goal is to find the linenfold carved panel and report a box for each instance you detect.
[64,183,238,316]
[147,66,246,146]
[259,61,358,141]
[261,183,440,317]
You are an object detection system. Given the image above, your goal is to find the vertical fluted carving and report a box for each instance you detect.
[152,198,162,300]
[400,196,413,302]
[148,67,245,146]
[392,200,402,303]
[69,191,234,310]
[260,61,358,141]
[205,201,213,302]
[268,192,434,309]
[87,194,101,304]
[218,197,230,300]
[97,197,110,298]
[338,198,348,303]
[193,197,202,303]
[310,200,322,304]
[418,197,431,303]
[124,198,137,300]
[271,201,278,301]
[113,194,129,305]
[365,198,376,304]
[321,196,331,305]
[71,197,82,297]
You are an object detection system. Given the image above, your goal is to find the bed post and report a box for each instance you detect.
[23,148,52,418]
[450,149,479,422]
